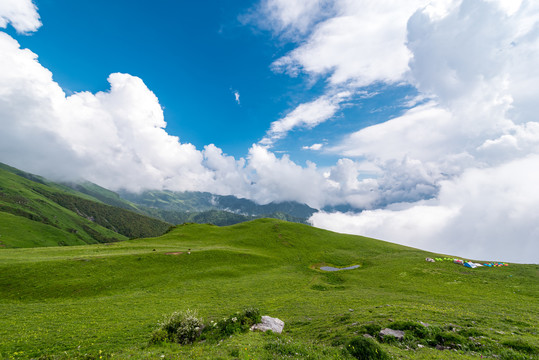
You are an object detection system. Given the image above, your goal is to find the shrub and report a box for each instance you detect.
[211,307,261,337]
[362,323,382,336]
[151,307,261,345]
[347,337,389,360]
[151,309,204,345]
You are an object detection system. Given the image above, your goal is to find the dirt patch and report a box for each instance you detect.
[165,252,184,255]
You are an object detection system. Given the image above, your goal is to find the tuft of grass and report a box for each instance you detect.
[347,337,389,360]
[502,338,538,355]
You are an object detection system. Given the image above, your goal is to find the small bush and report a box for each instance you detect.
[151,309,204,345]
[201,307,261,341]
[151,307,261,345]
[362,323,382,336]
[347,337,389,360]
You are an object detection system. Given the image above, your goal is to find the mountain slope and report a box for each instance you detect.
[60,181,142,213]
[0,219,536,359]
[0,163,171,247]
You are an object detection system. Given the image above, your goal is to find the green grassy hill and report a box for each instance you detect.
[0,164,171,247]
[0,219,536,359]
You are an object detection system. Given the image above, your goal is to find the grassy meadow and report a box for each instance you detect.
[0,219,537,359]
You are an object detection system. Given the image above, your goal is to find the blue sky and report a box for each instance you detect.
[5,0,415,166]
[1,0,538,263]
[5,0,289,155]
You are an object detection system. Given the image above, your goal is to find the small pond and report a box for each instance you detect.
[320,265,360,271]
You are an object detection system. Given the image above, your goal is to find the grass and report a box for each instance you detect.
[0,164,172,247]
[0,212,89,247]
[0,219,537,359]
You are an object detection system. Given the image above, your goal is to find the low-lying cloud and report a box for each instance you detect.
[311,154,539,264]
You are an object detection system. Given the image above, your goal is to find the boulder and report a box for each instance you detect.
[379,328,405,340]
[250,316,285,334]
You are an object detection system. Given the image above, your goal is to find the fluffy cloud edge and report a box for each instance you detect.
[311,154,539,264]
[0,0,41,34]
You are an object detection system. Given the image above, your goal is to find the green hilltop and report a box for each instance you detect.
[0,219,537,359]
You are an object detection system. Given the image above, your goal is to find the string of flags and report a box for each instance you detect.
[425,257,509,268]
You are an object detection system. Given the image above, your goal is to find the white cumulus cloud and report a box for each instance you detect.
[0,32,231,193]
[0,0,41,33]
[271,0,427,86]
[302,143,323,151]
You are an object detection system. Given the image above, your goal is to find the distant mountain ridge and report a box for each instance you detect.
[60,182,316,225]
[0,161,317,249]
[118,190,317,220]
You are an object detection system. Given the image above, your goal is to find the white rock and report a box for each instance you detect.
[379,328,405,340]
[250,316,285,334]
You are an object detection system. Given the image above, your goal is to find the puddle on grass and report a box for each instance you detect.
[320,265,360,271]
